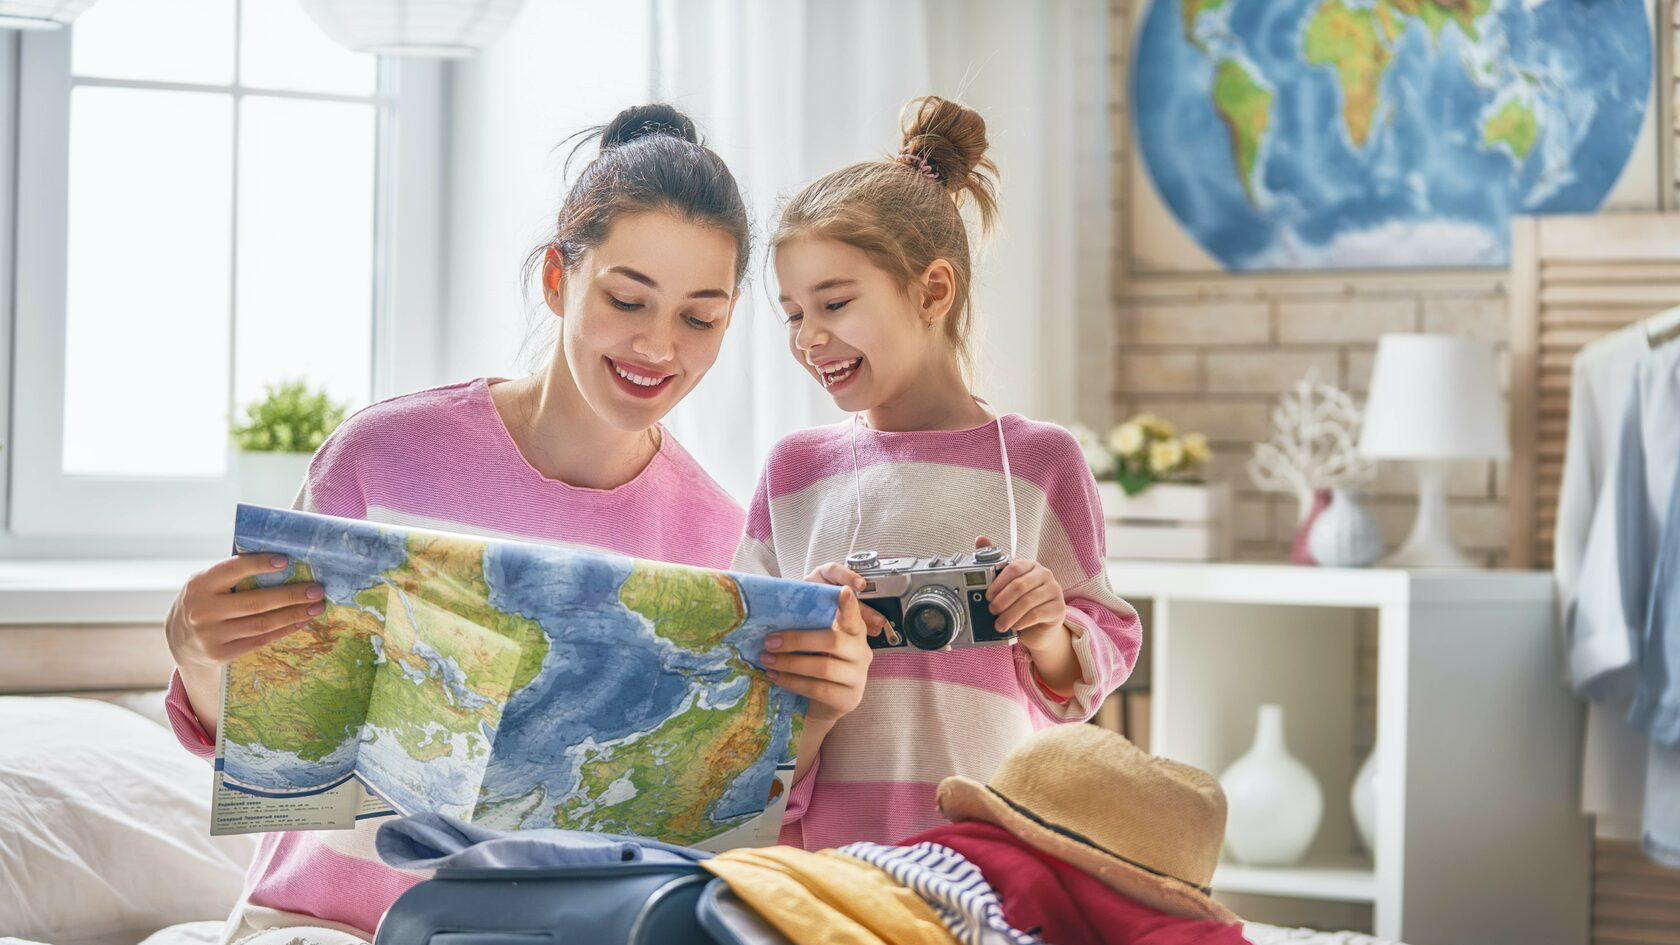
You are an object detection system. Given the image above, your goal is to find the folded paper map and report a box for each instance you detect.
[211,505,836,850]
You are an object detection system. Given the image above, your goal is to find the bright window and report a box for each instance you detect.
[63,0,378,479]
[9,0,404,547]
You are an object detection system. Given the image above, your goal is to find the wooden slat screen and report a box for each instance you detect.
[1506,214,1680,570]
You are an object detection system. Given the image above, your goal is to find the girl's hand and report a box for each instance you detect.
[802,562,890,637]
[166,554,325,671]
[763,587,874,724]
[978,536,1067,647]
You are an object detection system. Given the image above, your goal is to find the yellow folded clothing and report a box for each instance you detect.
[701,845,961,945]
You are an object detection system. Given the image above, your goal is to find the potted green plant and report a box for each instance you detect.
[232,380,347,509]
[1069,414,1229,561]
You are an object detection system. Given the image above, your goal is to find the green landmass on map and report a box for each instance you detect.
[1211,58,1273,206]
[618,561,748,653]
[367,532,551,694]
[562,657,774,844]
[1184,0,1521,189]
[1482,98,1539,163]
[362,588,522,762]
[222,563,381,762]
[1303,2,1392,150]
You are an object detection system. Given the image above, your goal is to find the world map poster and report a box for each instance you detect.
[210,505,837,851]
[1131,0,1655,270]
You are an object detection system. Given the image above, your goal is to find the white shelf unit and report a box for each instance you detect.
[1107,561,1590,945]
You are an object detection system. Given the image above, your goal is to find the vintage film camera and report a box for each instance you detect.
[845,546,1017,651]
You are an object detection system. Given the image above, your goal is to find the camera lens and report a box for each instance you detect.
[902,586,962,650]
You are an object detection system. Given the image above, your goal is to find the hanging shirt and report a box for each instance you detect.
[1556,328,1655,841]
[1570,340,1680,864]
[1617,350,1680,745]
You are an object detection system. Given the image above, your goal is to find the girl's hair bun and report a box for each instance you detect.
[897,95,998,233]
[600,103,700,149]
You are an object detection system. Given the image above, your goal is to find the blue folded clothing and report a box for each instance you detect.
[376,812,711,871]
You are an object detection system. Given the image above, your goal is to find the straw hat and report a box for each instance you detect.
[936,724,1239,924]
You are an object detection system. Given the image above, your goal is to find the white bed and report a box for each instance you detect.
[0,694,254,945]
[0,694,1403,945]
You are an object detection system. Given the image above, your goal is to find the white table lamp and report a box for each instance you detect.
[1358,334,1508,568]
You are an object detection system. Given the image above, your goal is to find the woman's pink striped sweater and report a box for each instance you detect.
[163,378,746,938]
[732,414,1141,850]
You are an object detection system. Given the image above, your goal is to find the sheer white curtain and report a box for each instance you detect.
[657,0,1112,502]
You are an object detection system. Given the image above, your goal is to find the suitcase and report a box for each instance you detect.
[373,860,719,945]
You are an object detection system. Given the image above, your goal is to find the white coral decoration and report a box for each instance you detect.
[1248,372,1374,515]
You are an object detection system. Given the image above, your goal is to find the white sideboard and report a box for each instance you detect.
[1107,561,1589,945]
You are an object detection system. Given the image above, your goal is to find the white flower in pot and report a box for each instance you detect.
[232,380,346,510]
[1068,417,1226,561]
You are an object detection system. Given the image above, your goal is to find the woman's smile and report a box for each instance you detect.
[606,356,675,399]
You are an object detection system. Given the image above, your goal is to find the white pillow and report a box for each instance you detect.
[0,697,257,945]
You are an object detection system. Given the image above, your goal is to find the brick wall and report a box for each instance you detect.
[1115,278,1512,564]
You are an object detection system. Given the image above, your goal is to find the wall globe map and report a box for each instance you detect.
[1133,0,1652,270]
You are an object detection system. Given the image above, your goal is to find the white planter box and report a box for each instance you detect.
[235,451,311,511]
[1098,481,1232,562]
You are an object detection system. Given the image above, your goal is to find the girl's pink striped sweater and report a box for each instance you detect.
[163,378,746,938]
[732,414,1141,850]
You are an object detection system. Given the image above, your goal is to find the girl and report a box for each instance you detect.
[735,96,1142,849]
[161,104,870,941]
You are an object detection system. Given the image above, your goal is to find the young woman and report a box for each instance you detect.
[161,104,872,942]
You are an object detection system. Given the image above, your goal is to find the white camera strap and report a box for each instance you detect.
[846,399,1020,558]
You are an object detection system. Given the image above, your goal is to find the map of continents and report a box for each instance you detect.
[468,547,814,846]
[1133,0,1651,270]
[220,522,551,803]
[221,506,826,846]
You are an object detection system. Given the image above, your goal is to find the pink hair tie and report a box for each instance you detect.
[895,151,941,182]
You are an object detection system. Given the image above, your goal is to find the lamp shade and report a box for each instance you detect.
[0,0,96,29]
[300,0,527,58]
[1358,333,1508,460]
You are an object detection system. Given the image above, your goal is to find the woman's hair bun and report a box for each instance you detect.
[898,95,998,233]
[600,103,700,149]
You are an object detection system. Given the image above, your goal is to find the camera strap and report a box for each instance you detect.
[846,399,1020,558]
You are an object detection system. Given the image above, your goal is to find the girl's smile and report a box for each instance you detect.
[813,356,865,391]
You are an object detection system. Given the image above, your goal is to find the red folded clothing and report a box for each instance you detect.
[902,821,1250,945]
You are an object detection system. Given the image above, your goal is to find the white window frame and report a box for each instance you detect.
[1,22,444,558]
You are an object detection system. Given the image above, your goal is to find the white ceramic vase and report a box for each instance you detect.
[1352,740,1380,856]
[1220,704,1324,866]
[1307,488,1384,567]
